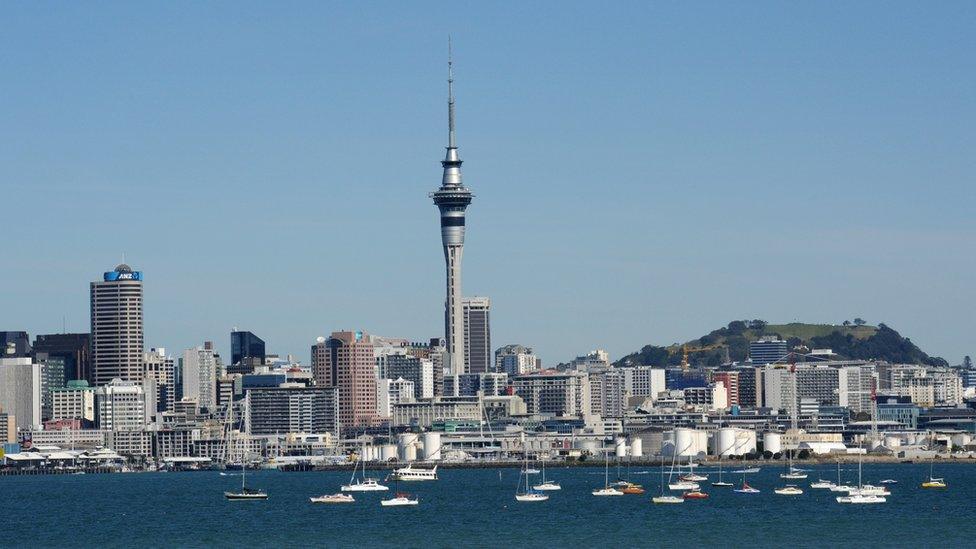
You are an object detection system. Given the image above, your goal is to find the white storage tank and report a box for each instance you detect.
[630,438,643,457]
[714,428,737,457]
[398,433,419,462]
[884,435,902,449]
[380,444,398,462]
[672,428,708,457]
[615,437,627,458]
[951,433,971,448]
[764,432,782,455]
[423,432,442,461]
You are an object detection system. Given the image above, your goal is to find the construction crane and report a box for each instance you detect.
[679,343,729,372]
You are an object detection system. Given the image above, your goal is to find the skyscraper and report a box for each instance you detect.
[90,264,144,386]
[462,297,491,374]
[32,333,91,383]
[230,330,266,374]
[311,331,377,430]
[431,47,473,377]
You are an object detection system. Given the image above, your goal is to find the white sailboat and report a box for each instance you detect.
[711,457,733,487]
[780,451,807,479]
[653,458,684,504]
[224,402,267,500]
[341,449,389,492]
[837,457,885,504]
[532,456,560,491]
[592,451,624,496]
[516,438,549,502]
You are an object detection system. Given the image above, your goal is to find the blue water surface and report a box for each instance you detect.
[3,463,971,548]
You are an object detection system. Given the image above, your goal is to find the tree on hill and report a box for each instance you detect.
[964,356,973,369]
[854,318,866,326]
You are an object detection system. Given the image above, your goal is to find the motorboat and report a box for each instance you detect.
[774,485,803,495]
[837,494,886,504]
[879,479,898,484]
[310,493,355,504]
[380,493,419,507]
[652,495,685,504]
[620,484,646,495]
[389,465,438,481]
[515,491,549,502]
[810,479,836,489]
[830,484,856,493]
[683,490,709,500]
[732,467,760,474]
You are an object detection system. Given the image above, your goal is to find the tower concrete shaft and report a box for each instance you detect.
[431,44,473,376]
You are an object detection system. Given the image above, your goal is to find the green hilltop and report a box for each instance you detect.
[614,319,947,368]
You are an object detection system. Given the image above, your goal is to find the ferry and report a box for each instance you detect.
[388,464,438,481]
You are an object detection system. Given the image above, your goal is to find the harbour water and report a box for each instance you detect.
[6,463,974,547]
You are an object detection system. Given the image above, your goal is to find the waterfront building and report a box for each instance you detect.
[246,386,339,436]
[143,348,175,413]
[876,395,920,429]
[230,330,266,375]
[749,336,788,365]
[0,331,32,357]
[712,371,740,406]
[310,331,377,429]
[494,344,539,376]
[32,333,91,384]
[181,343,219,412]
[0,357,42,429]
[90,264,144,386]
[377,377,415,418]
[392,396,481,429]
[431,51,474,379]
[462,297,491,374]
[95,379,148,431]
[511,370,591,417]
[51,380,96,424]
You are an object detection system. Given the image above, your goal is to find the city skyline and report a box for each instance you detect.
[1,3,973,364]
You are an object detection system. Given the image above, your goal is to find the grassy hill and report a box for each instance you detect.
[613,320,946,368]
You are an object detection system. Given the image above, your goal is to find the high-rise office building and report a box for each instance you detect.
[95,379,148,431]
[51,380,96,424]
[712,371,740,406]
[0,357,42,429]
[462,297,491,374]
[144,348,175,413]
[311,331,377,429]
[431,50,474,378]
[182,342,219,412]
[0,331,32,357]
[246,386,339,436]
[32,333,91,383]
[230,330,266,374]
[90,264,144,386]
[378,354,434,400]
[749,337,788,365]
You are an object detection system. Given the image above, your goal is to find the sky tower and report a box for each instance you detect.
[431,42,473,378]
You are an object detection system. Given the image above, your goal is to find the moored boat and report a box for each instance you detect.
[310,493,355,504]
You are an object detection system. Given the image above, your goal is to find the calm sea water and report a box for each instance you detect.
[4,462,973,547]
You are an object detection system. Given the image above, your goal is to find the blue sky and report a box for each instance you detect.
[1,2,973,364]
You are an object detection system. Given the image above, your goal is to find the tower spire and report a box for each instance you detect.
[448,36,456,149]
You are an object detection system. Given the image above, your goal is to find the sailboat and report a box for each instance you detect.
[652,458,684,504]
[921,455,947,489]
[341,452,388,492]
[532,456,561,491]
[224,402,267,500]
[733,472,760,494]
[679,457,708,482]
[811,461,837,489]
[780,451,807,479]
[837,457,885,504]
[829,461,855,492]
[592,451,624,496]
[516,443,549,502]
[711,457,733,487]
[380,476,419,506]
